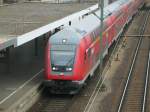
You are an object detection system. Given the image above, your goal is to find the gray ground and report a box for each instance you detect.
[0,2,95,42]
[0,2,95,35]
[0,37,45,112]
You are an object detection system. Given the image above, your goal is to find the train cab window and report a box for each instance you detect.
[50,44,76,72]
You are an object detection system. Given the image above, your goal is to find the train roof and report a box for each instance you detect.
[49,0,130,44]
[73,0,129,33]
[49,27,83,44]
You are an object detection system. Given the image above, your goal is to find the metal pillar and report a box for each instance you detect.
[35,38,38,56]
[6,47,10,72]
[99,0,104,75]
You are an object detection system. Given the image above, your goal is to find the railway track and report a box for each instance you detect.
[28,61,107,112]
[27,90,73,112]
[27,26,126,112]
[143,47,150,112]
[117,10,150,112]
[27,7,149,112]
[27,20,123,112]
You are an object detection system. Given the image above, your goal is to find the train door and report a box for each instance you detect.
[84,35,92,72]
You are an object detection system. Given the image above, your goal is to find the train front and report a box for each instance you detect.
[44,28,83,94]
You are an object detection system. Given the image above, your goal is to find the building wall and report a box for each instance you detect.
[3,0,25,4]
[0,0,3,5]
[4,0,17,3]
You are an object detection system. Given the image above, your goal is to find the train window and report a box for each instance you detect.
[50,44,76,72]
[84,51,87,61]
[91,32,96,41]
[51,50,75,72]
[95,28,100,37]
[86,48,91,58]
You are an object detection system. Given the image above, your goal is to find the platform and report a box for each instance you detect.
[0,37,45,112]
[0,2,96,51]
[0,2,96,112]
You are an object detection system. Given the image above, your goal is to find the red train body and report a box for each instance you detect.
[44,0,144,94]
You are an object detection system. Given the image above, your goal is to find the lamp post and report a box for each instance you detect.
[99,0,104,75]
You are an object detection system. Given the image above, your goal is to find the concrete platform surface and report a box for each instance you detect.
[0,2,94,42]
[0,36,46,112]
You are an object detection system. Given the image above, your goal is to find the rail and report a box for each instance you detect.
[83,7,130,112]
[117,10,150,112]
[142,48,150,112]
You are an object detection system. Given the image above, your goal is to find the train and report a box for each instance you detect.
[44,0,144,94]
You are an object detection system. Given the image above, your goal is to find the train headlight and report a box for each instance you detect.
[66,67,72,71]
[52,67,57,70]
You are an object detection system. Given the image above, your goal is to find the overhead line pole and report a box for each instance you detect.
[99,0,104,75]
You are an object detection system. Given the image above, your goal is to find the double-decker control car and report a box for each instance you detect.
[44,0,144,94]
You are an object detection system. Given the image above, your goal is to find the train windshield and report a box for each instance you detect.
[50,44,76,72]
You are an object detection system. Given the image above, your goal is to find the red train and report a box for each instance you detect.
[44,0,144,94]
